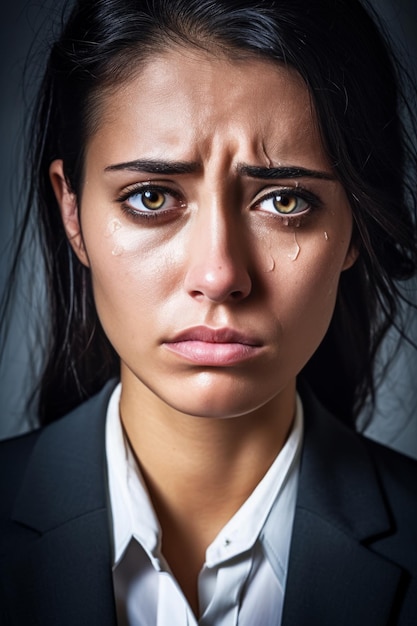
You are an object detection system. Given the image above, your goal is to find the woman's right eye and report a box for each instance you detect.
[118,185,183,218]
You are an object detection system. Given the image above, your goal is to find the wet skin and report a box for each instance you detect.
[52,49,356,427]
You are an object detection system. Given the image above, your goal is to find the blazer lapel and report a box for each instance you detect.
[5,380,118,626]
[282,509,402,626]
[282,386,403,626]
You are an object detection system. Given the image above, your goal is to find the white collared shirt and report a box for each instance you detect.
[106,384,303,625]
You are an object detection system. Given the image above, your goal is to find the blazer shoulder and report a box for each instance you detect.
[0,429,42,512]
[0,379,117,540]
[363,434,417,523]
[299,382,417,558]
[364,433,417,476]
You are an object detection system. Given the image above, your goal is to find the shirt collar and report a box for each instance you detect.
[205,395,303,567]
[106,383,162,569]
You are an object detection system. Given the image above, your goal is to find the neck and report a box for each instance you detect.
[118,367,296,615]
[119,367,296,524]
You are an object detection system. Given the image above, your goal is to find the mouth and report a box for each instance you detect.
[163,326,263,366]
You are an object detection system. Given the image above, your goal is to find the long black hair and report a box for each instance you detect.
[2,0,417,427]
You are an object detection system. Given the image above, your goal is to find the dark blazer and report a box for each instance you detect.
[0,379,416,625]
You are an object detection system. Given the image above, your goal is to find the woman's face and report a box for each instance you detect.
[52,48,356,419]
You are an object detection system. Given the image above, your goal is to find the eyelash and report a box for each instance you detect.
[253,187,323,223]
[117,184,184,220]
[116,183,322,223]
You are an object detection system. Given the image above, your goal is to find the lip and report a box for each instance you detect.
[163,326,263,366]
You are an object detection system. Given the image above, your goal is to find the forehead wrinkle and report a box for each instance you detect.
[85,49,331,185]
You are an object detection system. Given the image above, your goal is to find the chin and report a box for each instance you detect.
[160,376,285,420]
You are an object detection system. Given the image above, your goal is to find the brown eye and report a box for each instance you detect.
[142,190,166,210]
[120,185,182,217]
[254,187,321,220]
[273,194,298,214]
[257,191,310,216]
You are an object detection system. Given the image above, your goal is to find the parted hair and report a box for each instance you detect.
[4,0,417,426]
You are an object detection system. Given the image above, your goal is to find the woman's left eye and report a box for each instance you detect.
[257,191,310,216]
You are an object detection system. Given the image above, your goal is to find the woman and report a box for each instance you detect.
[0,0,416,624]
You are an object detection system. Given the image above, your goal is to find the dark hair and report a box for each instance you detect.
[3,0,417,427]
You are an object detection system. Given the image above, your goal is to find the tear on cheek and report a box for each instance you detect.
[287,232,300,261]
[105,218,141,257]
[261,230,301,271]
[282,216,302,229]
[263,254,275,272]
[106,218,122,235]
[112,245,124,257]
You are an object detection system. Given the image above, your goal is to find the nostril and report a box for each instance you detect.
[183,251,252,303]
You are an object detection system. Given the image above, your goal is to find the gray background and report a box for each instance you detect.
[0,0,416,457]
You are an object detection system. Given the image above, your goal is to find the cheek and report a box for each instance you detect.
[263,227,351,334]
[251,221,305,273]
[83,219,182,329]
[103,217,175,260]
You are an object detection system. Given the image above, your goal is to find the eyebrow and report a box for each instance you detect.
[104,159,201,175]
[236,164,335,181]
[104,159,335,181]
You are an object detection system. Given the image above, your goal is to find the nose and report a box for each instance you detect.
[183,200,252,303]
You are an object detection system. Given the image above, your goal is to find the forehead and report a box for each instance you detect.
[86,48,329,172]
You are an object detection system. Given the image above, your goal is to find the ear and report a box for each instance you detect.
[49,159,89,267]
[342,231,360,272]
[342,245,359,271]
